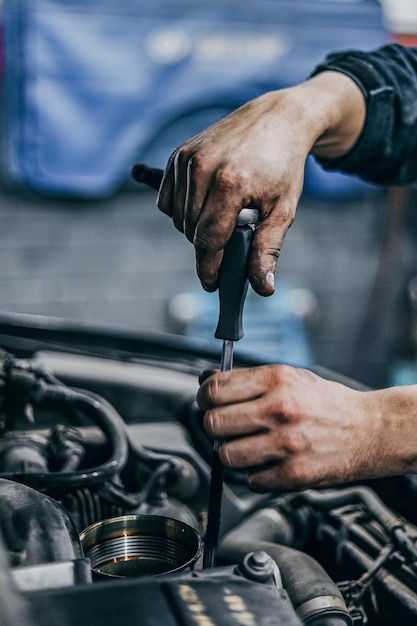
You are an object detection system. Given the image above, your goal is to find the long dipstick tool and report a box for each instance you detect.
[131,163,259,568]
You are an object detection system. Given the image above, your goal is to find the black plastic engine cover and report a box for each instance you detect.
[25,571,301,626]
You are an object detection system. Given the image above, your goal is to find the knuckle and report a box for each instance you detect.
[202,410,218,437]
[205,374,222,403]
[193,223,225,255]
[257,365,305,424]
[219,444,234,468]
[173,144,190,166]
[189,153,210,178]
[264,363,296,389]
[165,146,180,169]
[196,387,208,410]
[265,247,281,262]
[193,232,219,253]
[281,429,306,455]
[194,246,223,289]
[198,374,223,408]
[214,167,242,195]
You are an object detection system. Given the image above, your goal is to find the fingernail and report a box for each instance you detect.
[266,271,275,290]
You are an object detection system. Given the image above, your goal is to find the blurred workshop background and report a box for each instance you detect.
[0,0,417,389]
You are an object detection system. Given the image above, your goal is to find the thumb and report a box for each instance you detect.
[248,206,296,296]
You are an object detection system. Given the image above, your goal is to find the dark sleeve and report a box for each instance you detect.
[311,44,417,186]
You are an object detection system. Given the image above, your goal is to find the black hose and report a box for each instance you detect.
[338,536,417,620]
[292,488,417,563]
[98,460,175,510]
[0,383,129,490]
[219,509,352,625]
[293,487,402,532]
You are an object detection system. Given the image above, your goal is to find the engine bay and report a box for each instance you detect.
[0,313,417,625]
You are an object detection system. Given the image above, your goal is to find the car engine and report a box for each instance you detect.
[0,313,417,626]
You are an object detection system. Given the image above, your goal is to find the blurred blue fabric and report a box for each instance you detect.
[1,0,386,198]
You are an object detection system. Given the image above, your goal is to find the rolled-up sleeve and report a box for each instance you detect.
[311,44,417,186]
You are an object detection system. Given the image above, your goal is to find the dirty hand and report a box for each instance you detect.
[197,365,417,492]
[158,71,365,296]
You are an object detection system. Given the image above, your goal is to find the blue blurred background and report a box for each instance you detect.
[1,0,388,198]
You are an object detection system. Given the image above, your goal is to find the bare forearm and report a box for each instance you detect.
[240,70,366,161]
[371,385,417,477]
[312,44,417,185]
[304,71,366,159]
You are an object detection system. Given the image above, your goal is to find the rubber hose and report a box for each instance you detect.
[219,510,352,625]
[294,488,417,561]
[0,384,129,490]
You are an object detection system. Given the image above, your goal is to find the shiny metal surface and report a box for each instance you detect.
[79,514,202,578]
[236,207,260,226]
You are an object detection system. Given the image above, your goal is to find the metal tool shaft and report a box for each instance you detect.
[220,339,234,372]
[203,339,234,569]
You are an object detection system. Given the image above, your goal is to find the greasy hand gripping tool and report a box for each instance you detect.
[131,163,259,568]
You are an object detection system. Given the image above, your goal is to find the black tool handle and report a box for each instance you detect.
[131,163,163,191]
[215,225,253,341]
[132,162,256,342]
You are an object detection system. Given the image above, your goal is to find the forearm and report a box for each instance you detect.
[311,44,417,185]
[371,385,417,476]
[301,71,366,159]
